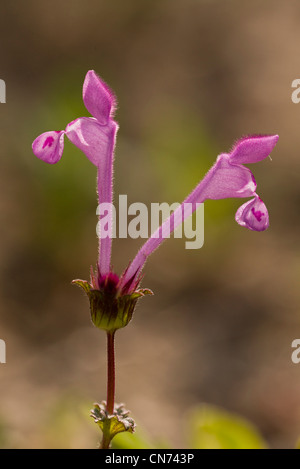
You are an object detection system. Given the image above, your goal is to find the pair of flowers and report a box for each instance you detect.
[32,70,278,325]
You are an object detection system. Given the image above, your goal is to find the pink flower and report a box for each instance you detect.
[120,135,278,291]
[32,70,118,276]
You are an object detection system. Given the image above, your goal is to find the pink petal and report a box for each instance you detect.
[235,196,269,231]
[65,117,118,167]
[200,155,256,200]
[83,70,117,125]
[32,130,65,164]
[229,135,279,164]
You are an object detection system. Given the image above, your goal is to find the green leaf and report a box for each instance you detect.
[91,402,135,441]
[188,405,268,449]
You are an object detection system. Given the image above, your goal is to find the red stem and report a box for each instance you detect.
[106,331,115,415]
[100,331,116,449]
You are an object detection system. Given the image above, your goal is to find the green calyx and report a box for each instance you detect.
[72,279,153,333]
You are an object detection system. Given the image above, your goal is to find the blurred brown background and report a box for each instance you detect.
[0,0,299,448]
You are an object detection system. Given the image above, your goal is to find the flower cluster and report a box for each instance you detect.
[32,70,278,331]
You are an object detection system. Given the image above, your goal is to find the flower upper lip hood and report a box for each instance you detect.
[32,70,279,295]
[82,69,117,125]
[228,135,279,164]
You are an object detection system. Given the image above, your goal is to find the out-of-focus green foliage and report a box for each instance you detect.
[187,404,267,449]
[113,404,268,449]
[0,417,8,449]
[112,429,155,449]
[144,106,217,201]
[40,395,98,449]
[143,106,238,239]
[29,76,96,248]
